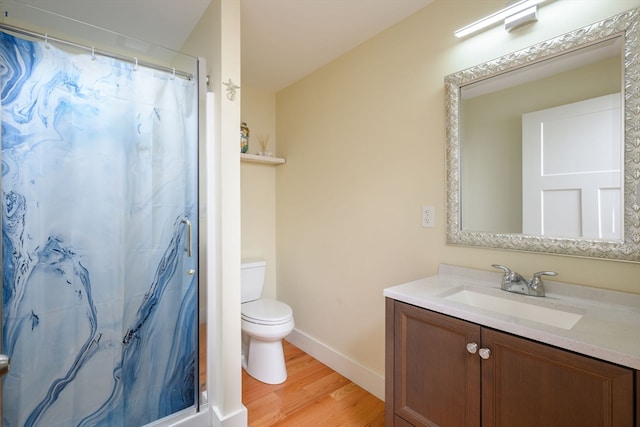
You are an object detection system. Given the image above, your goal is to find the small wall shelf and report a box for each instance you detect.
[241,153,286,165]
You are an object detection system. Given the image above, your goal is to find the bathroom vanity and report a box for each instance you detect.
[389,8,640,426]
[384,265,640,427]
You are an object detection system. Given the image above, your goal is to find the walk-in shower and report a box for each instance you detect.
[0,4,202,426]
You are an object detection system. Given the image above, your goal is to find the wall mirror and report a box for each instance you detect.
[445,8,640,262]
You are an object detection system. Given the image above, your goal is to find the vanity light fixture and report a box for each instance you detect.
[454,0,547,38]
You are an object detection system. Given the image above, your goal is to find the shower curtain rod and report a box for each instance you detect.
[0,22,194,80]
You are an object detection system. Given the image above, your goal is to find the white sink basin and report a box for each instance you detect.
[445,289,583,330]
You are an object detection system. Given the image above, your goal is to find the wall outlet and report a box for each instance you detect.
[422,205,435,228]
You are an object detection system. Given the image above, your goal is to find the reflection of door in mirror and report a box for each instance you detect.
[522,93,622,240]
[459,41,621,236]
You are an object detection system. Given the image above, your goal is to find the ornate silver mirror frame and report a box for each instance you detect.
[445,8,640,262]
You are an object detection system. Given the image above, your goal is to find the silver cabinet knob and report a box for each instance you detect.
[466,342,478,354]
[0,354,10,376]
[479,348,491,360]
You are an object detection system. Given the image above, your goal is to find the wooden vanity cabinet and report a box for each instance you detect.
[385,299,635,427]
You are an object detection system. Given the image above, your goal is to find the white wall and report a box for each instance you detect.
[275,0,640,399]
[183,0,246,425]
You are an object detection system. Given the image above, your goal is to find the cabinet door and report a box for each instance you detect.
[481,328,634,427]
[393,301,481,427]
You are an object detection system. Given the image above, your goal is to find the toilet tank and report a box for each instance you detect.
[241,259,267,303]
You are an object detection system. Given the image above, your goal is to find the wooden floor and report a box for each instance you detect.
[242,340,385,426]
[199,326,385,426]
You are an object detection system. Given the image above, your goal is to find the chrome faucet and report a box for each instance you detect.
[491,264,557,297]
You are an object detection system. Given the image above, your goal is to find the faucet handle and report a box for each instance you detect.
[492,264,521,291]
[491,264,512,274]
[492,264,520,281]
[530,271,558,288]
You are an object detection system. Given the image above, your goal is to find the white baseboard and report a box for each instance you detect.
[286,329,385,401]
[210,405,247,427]
[163,404,247,427]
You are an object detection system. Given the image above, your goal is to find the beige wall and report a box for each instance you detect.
[241,85,278,299]
[275,0,640,385]
[241,86,277,156]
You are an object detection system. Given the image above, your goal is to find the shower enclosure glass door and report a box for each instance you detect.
[1,29,199,427]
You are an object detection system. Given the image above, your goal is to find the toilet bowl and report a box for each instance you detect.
[241,298,294,384]
[241,259,294,384]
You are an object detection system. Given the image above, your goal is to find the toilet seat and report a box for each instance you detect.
[241,298,293,325]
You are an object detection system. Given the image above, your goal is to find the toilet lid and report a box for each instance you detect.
[242,299,293,325]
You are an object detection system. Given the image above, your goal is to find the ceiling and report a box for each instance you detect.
[240,0,433,91]
[6,0,434,91]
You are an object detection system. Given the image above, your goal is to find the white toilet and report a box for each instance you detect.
[241,259,295,384]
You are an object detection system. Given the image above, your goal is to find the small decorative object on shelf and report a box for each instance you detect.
[240,121,249,153]
[257,134,272,157]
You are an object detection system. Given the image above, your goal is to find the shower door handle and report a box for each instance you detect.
[0,354,9,377]
[181,218,192,257]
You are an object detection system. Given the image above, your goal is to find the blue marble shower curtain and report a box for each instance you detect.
[1,32,199,427]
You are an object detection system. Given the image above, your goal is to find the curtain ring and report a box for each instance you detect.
[133,57,138,71]
[44,34,50,49]
[91,46,96,61]
[171,68,176,80]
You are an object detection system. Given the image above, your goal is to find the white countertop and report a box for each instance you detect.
[384,264,640,370]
